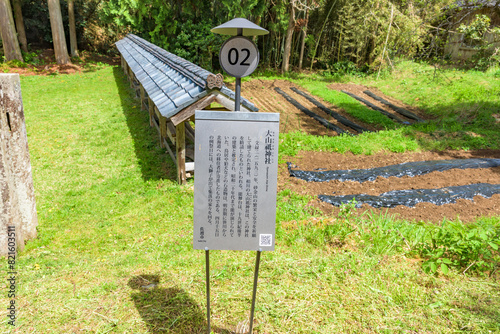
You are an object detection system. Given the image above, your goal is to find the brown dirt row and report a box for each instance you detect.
[239,79,377,135]
[280,150,500,223]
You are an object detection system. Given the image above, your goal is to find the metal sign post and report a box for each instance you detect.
[197,19,271,334]
[194,108,278,333]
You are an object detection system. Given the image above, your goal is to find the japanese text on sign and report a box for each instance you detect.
[193,111,279,251]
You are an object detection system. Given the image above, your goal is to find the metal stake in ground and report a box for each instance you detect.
[205,248,211,334]
[249,249,262,334]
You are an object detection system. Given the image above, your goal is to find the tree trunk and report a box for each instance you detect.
[310,0,337,71]
[68,0,78,57]
[281,4,295,73]
[298,7,309,71]
[48,0,70,64]
[0,0,23,61]
[11,0,27,53]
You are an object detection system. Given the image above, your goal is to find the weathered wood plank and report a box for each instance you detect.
[139,85,146,111]
[162,137,176,163]
[176,122,186,184]
[148,97,154,127]
[213,91,252,113]
[151,111,164,148]
[166,121,176,145]
[171,95,217,126]
[186,146,194,161]
[185,121,195,143]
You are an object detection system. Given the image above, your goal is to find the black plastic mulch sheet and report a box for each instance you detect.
[363,90,423,122]
[287,158,500,183]
[319,183,500,208]
[341,90,410,125]
[274,87,348,135]
[289,87,370,133]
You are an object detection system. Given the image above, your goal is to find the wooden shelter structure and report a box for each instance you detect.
[116,34,258,184]
[444,0,500,60]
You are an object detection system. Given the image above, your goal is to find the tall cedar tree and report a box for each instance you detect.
[48,0,70,64]
[12,0,27,53]
[0,0,23,61]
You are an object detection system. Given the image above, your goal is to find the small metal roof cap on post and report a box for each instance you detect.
[211,18,269,36]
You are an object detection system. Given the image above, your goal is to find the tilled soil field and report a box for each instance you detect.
[237,79,428,135]
[237,80,500,223]
[239,80,377,134]
[280,149,500,223]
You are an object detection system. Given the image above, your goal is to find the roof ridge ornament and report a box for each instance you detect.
[206,73,224,89]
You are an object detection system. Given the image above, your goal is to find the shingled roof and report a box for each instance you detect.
[115,34,257,119]
[453,0,498,8]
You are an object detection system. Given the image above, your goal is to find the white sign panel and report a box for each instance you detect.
[193,111,280,251]
[219,36,259,78]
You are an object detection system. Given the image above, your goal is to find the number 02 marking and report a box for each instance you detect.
[228,48,251,66]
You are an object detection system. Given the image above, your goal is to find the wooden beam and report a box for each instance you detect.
[161,138,193,173]
[166,121,176,145]
[176,122,186,185]
[213,91,253,112]
[171,95,217,126]
[186,146,194,161]
[162,138,176,163]
[185,121,195,143]
[150,111,165,149]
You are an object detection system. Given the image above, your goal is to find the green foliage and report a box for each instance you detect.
[458,14,491,48]
[99,0,269,71]
[415,220,500,275]
[6,59,28,68]
[277,195,500,276]
[324,60,368,77]
[22,50,44,66]
[307,0,447,70]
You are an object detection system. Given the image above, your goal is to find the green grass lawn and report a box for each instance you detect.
[1,65,499,333]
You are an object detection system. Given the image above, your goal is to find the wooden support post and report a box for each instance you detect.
[0,74,38,255]
[148,97,154,127]
[176,122,186,185]
[159,114,167,149]
[124,61,130,80]
[130,71,135,89]
[140,85,146,110]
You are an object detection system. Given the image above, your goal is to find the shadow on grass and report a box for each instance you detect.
[129,275,236,334]
[411,100,500,176]
[112,67,177,182]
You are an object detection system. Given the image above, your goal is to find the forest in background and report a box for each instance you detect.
[0,0,499,72]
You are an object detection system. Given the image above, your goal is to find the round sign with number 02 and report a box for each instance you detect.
[219,36,259,78]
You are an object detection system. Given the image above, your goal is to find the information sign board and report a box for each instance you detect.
[193,111,280,251]
[219,36,259,78]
